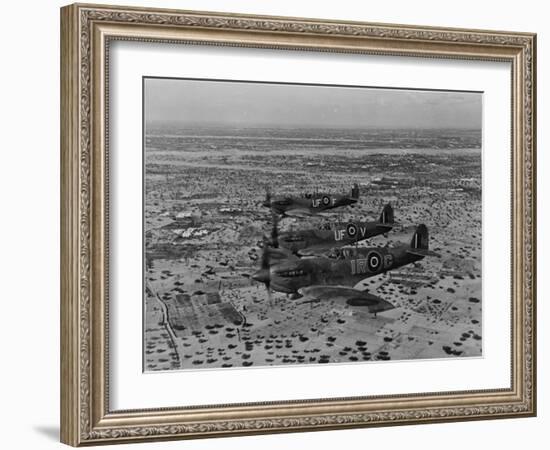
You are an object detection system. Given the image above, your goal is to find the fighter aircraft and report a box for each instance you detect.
[252,224,439,316]
[262,184,360,218]
[270,203,395,256]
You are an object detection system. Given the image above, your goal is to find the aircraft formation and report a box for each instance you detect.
[253,184,439,317]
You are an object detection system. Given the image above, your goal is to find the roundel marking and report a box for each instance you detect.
[367,251,382,272]
[322,195,331,206]
[346,223,358,237]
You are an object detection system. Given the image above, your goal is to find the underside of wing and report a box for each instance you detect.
[297,285,395,313]
[266,246,299,263]
[296,242,335,257]
[284,209,333,219]
[406,249,440,258]
[284,208,314,218]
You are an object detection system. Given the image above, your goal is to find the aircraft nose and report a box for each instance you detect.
[381,300,395,312]
[252,269,270,284]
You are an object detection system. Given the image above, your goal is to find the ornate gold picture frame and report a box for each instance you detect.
[60,3,536,446]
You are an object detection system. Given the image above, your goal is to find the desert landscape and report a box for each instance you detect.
[143,125,482,372]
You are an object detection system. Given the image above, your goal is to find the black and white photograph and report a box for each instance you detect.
[142,78,483,372]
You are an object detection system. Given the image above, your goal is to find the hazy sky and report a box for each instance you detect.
[144,78,482,129]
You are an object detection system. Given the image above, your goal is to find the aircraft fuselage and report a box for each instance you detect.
[265,193,357,216]
[266,245,423,295]
[279,221,390,254]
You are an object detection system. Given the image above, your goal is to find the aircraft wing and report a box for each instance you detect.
[284,208,334,219]
[266,246,299,263]
[297,285,395,313]
[296,242,338,257]
[406,249,440,258]
[284,208,316,219]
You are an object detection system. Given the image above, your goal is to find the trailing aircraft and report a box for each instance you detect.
[262,184,360,218]
[252,224,439,316]
[270,204,395,256]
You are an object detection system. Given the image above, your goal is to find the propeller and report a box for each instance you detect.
[270,212,279,248]
[247,213,279,295]
[353,222,359,258]
[261,238,273,304]
[251,236,273,302]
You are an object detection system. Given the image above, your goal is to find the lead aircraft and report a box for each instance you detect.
[252,224,439,316]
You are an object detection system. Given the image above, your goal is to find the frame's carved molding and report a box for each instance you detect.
[60,3,536,446]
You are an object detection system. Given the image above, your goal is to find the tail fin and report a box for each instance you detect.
[407,224,439,258]
[379,204,394,225]
[410,224,429,250]
[350,183,360,200]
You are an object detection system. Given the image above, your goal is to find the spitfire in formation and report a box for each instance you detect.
[253,184,439,317]
[262,183,360,218]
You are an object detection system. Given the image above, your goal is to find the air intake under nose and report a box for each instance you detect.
[252,269,270,284]
[368,300,395,313]
[379,300,395,312]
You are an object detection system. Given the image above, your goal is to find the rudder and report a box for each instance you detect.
[410,224,429,249]
[379,204,394,225]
